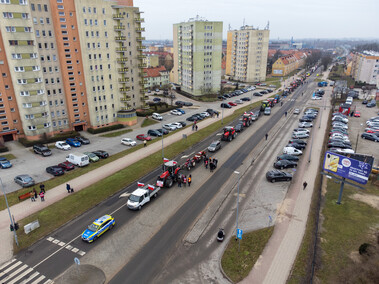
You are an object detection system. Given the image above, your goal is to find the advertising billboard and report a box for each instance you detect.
[323,151,372,184]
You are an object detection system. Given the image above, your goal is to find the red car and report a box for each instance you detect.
[136,134,152,141]
[228,102,237,107]
[58,161,75,171]
[353,111,360,117]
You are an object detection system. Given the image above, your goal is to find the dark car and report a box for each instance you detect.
[288,139,307,146]
[362,100,368,104]
[286,143,306,150]
[153,97,161,103]
[175,101,185,106]
[178,121,187,127]
[58,161,75,171]
[274,160,298,169]
[221,103,232,108]
[46,166,64,176]
[92,150,109,158]
[191,114,204,120]
[223,94,231,98]
[327,142,352,149]
[234,123,244,132]
[147,129,162,137]
[186,116,198,122]
[277,154,299,161]
[157,128,169,135]
[361,132,379,142]
[33,144,52,156]
[206,109,219,116]
[75,136,90,145]
[253,92,262,96]
[241,97,251,101]
[266,170,292,183]
[299,117,313,122]
[183,101,193,106]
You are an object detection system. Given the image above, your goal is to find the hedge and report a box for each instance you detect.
[18,131,79,147]
[0,146,9,153]
[87,124,124,134]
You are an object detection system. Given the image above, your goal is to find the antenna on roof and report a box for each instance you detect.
[228,24,231,31]
[243,18,245,27]
[265,21,270,30]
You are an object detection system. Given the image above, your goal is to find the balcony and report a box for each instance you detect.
[113,14,124,19]
[115,36,126,42]
[118,67,129,73]
[114,25,125,31]
[116,47,127,53]
[135,18,144,23]
[136,27,145,32]
[137,45,146,51]
[138,63,147,68]
[118,78,129,83]
[140,89,146,94]
[120,106,132,111]
[120,87,130,93]
[137,55,146,60]
[139,80,147,86]
[136,37,145,41]
[120,96,131,101]
[117,57,128,63]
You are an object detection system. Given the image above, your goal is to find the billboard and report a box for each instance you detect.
[323,151,372,184]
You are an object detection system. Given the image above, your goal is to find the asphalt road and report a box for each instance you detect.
[109,80,312,283]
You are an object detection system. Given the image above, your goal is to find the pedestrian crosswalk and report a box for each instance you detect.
[0,259,53,284]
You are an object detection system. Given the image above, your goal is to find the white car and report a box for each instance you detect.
[294,108,300,114]
[298,122,313,128]
[170,110,182,116]
[152,113,163,120]
[55,141,71,150]
[171,122,183,129]
[293,128,310,134]
[332,122,348,130]
[329,148,355,154]
[332,116,348,123]
[312,96,322,100]
[234,100,243,104]
[283,146,302,155]
[330,135,350,142]
[121,138,136,146]
[163,123,177,131]
[200,112,210,117]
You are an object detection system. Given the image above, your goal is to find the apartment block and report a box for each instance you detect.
[173,17,223,96]
[351,51,379,87]
[0,0,145,142]
[226,25,269,83]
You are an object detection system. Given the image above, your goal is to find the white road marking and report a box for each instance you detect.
[30,275,45,284]
[119,192,130,198]
[78,251,86,256]
[46,237,54,242]
[0,258,16,270]
[52,239,59,244]
[7,267,33,284]
[0,260,22,277]
[1,264,28,283]
[216,133,222,136]
[19,271,39,284]
[58,241,65,246]
[181,155,189,159]
[71,248,79,253]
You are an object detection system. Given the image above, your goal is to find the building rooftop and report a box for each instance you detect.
[143,66,166,77]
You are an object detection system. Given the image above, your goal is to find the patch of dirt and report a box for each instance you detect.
[349,251,362,263]
[349,193,379,210]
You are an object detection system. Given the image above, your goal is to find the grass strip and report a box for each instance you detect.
[221,227,274,283]
[100,129,133,138]
[141,118,159,128]
[13,102,260,252]
[1,153,16,160]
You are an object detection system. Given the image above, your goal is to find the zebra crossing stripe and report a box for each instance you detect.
[19,271,39,284]
[0,258,16,270]
[30,274,45,284]
[1,264,28,283]
[0,260,22,278]
[7,267,33,284]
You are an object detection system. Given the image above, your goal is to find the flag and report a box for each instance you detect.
[156,180,164,187]
[172,161,177,165]
[148,184,155,191]
[137,182,144,187]
[163,158,169,163]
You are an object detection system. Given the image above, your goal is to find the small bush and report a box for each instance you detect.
[87,124,124,134]
[359,243,373,255]
[0,146,9,153]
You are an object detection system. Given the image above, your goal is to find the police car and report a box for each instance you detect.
[81,215,115,243]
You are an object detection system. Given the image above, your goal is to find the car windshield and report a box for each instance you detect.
[23,177,32,182]
[129,194,140,202]
[88,223,99,232]
[210,143,217,147]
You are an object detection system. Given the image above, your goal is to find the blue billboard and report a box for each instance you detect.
[323,151,372,184]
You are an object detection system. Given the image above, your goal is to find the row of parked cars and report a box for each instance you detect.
[327,112,354,154]
[361,116,379,142]
[32,136,91,158]
[217,86,256,100]
[266,108,319,182]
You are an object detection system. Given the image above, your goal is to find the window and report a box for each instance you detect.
[14,66,24,72]
[23,103,32,108]
[40,18,44,24]
[44,4,48,12]
[33,17,37,24]
[104,20,106,26]
[12,53,21,59]
[19,0,27,5]
[59,11,65,16]
[57,5,64,9]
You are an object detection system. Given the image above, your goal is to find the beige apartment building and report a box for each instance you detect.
[226,25,270,83]
[351,51,379,87]
[0,0,145,141]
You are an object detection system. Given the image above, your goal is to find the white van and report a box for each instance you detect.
[292,132,310,139]
[66,153,89,167]
[346,97,353,105]
[283,146,303,156]
[152,113,163,120]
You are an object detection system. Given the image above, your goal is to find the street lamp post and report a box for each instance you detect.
[234,171,241,250]
[0,178,19,246]
[221,98,224,125]
[161,121,164,160]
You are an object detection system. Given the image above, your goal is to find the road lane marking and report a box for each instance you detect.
[7,267,33,284]
[19,271,39,284]
[30,275,45,284]
[0,258,16,270]
[0,260,22,277]
[1,264,28,283]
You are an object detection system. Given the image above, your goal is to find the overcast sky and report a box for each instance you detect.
[134,0,379,41]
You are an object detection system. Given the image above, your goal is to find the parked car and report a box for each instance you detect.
[288,139,307,146]
[0,157,12,169]
[170,109,182,116]
[58,161,75,171]
[292,132,310,139]
[46,166,64,176]
[81,215,115,243]
[55,141,71,151]
[293,128,310,134]
[294,108,300,115]
[277,154,299,161]
[183,101,193,106]
[286,143,306,150]
[266,170,292,183]
[136,134,152,141]
[121,138,137,146]
[361,132,379,142]
[147,129,162,137]
[208,140,222,152]
[264,107,271,115]
[274,160,298,169]
[92,150,109,159]
[178,121,187,127]
[157,128,169,135]
[329,148,355,154]
[298,122,313,128]
[200,112,210,117]
[283,146,302,155]
[14,174,35,187]
[228,102,237,107]
[84,152,100,162]
[241,97,251,101]
[75,136,90,145]
[153,97,161,103]
[176,108,186,114]
[299,117,313,122]
[152,113,163,120]
[175,101,185,106]
[33,144,52,156]
[163,124,177,131]
[327,142,353,149]
[206,109,219,116]
[171,122,183,129]
[234,123,244,132]
[66,138,81,147]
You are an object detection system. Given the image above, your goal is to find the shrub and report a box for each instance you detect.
[0,146,9,153]
[18,131,79,147]
[359,243,373,255]
[87,124,124,134]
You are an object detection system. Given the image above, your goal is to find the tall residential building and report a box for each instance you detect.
[173,17,222,96]
[226,25,269,83]
[351,51,379,87]
[0,0,145,142]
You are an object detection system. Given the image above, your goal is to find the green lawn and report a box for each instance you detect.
[100,129,133,138]
[12,101,262,252]
[141,118,158,128]
[222,227,274,283]
[1,153,16,160]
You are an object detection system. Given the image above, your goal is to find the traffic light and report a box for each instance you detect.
[14,223,19,231]
[10,224,14,231]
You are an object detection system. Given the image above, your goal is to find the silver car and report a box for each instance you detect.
[14,174,35,188]
[208,140,221,152]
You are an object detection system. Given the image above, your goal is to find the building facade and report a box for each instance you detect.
[0,0,145,142]
[143,66,169,89]
[350,51,379,87]
[173,17,223,96]
[226,25,269,83]
[271,51,308,77]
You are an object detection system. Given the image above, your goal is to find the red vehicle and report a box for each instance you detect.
[58,161,75,171]
[242,113,252,127]
[228,102,237,107]
[181,151,207,171]
[156,160,181,188]
[353,111,360,117]
[136,134,152,141]
[221,126,237,142]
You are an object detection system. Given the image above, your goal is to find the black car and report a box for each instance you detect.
[286,143,306,150]
[288,139,307,146]
[240,97,251,101]
[33,144,52,156]
[221,103,232,108]
[299,117,313,122]
[175,101,185,106]
[157,128,169,135]
[253,92,262,96]
[327,142,352,149]
[361,133,379,142]
[234,123,244,132]
[183,102,193,106]
[266,170,292,183]
[186,116,198,122]
[75,136,90,145]
[92,150,109,158]
[277,154,299,161]
[178,121,187,127]
[206,109,219,116]
[191,114,204,120]
[274,160,298,170]
[362,100,368,105]
[147,129,162,137]
[223,94,231,98]
[46,166,64,176]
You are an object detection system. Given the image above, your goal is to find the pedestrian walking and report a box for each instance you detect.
[302,92,304,96]
[33,188,38,200]
[30,191,35,202]
[144,140,147,147]
[210,162,214,172]
[213,158,218,168]
[303,181,308,190]
[281,101,283,106]
[183,175,187,187]
[39,190,45,201]
[192,124,195,131]
[285,111,287,117]
[265,133,268,140]
[188,175,192,187]
[178,175,182,187]
[40,183,45,193]
[194,120,197,125]
[66,183,71,193]
[195,125,198,131]
[217,112,219,118]
[205,159,208,169]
